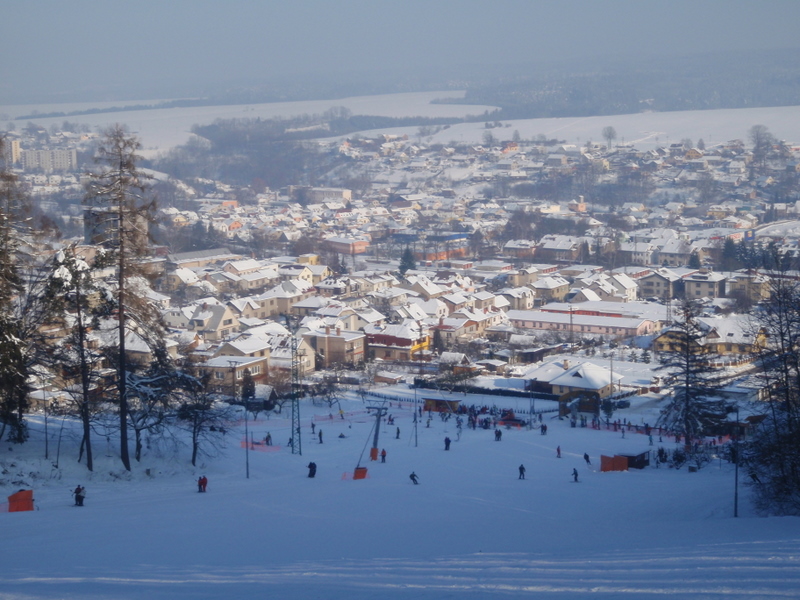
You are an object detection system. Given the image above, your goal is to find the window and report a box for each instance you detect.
[223,319,233,326]
[214,371,225,380]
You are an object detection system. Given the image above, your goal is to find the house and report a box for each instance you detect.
[186,303,239,342]
[498,287,536,310]
[653,315,765,359]
[617,241,657,266]
[531,276,570,303]
[302,327,366,368]
[197,355,269,395]
[535,235,581,263]
[684,268,726,300]
[638,268,683,300]
[507,310,658,339]
[725,271,771,304]
[522,358,613,399]
[365,320,430,361]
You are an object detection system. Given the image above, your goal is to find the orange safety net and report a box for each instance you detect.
[8,490,33,512]
[240,439,281,452]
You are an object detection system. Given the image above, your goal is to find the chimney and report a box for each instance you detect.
[325,326,330,335]
[563,359,569,370]
[336,327,341,336]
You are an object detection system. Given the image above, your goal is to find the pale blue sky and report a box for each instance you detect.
[2,0,799,104]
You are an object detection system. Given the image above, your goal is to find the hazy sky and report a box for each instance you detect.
[3,0,800,105]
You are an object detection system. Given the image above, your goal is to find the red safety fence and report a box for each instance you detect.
[240,439,282,452]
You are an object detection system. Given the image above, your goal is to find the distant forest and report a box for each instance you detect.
[448,49,800,119]
[150,108,463,188]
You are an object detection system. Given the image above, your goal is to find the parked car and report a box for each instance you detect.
[615,399,631,409]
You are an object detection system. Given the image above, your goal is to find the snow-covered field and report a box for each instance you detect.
[347,105,800,153]
[0,91,497,158]
[5,91,800,159]
[1,386,798,599]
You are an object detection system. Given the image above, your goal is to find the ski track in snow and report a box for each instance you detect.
[2,547,799,599]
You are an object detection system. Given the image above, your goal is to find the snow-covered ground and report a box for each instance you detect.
[1,386,798,599]
[345,105,800,152]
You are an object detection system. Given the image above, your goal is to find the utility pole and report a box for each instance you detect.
[609,351,614,397]
[413,386,418,447]
[734,405,740,518]
[568,304,574,345]
[230,360,249,479]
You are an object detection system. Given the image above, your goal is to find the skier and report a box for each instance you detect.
[311,422,316,434]
[584,453,591,466]
[556,446,561,458]
[381,449,387,463]
[518,464,526,480]
[444,436,451,451]
[307,462,317,478]
[649,434,654,446]
[265,432,272,446]
[409,472,419,485]
[199,476,208,492]
[75,485,86,506]
[396,427,400,440]
[73,485,83,506]
[572,468,579,483]
[197,477,203,493]
[318,429,323,444]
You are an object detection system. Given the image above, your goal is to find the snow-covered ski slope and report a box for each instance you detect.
[1,388,798,599]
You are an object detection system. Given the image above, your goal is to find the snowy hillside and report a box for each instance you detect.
[1,387,798,599]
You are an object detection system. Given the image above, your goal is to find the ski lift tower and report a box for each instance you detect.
[284,314,303,455]
[367,405,387,461]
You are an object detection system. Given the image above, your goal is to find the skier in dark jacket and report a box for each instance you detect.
[444,437,451,450]
[518,464,526,479]
[307,462,317,478]
[572,468,579,482]
[409,472,419,484]
[584,453,591,466]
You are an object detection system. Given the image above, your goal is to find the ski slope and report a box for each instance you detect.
[1,388,798,599]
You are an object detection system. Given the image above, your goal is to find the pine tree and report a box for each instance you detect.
[46,246,105,469]
[656,301,729,451]
[746,276,800,513]
[399,246,416,276]
[241,369,256,401]
[0,138,29,443]
[83,125,158,470]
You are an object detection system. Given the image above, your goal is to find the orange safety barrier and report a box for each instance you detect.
[353,467,368,480]
[8,490,34,512]
[600,455,629,472]
[369,447,379,461]
[240,439,281,452]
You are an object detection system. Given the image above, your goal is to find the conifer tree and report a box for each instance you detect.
[399,246,416,276]
[0,138,29,443]
[656,301,729,451]
[83,125,158,470]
